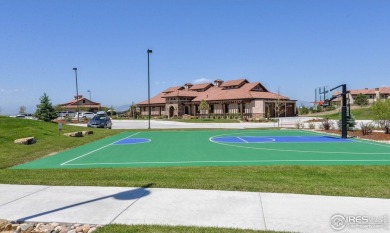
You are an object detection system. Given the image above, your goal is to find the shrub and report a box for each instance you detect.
[355,93,369,106]
[295,120,304,129]
[308,122,315,129]
[320,118,333,130]
[360,122,373,136]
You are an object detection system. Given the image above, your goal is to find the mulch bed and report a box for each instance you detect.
[323,129,390,141]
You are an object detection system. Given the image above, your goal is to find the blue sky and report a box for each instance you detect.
[1,0,389,114]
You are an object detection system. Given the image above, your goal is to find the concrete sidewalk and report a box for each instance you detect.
[70,118,375,130]
[0,184,388,233]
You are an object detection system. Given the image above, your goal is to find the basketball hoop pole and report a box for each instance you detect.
[330,84,348,139]
[341,84,347,139]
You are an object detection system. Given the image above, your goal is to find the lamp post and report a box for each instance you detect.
[87,90,92,112]
[73,67,79,123]
[87,90,92,101]
[147,49,152,129]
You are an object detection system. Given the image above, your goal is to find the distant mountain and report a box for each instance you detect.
[296,100,313,107]
[114,104,131,112]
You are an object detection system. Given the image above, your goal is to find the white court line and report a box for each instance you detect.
[112,138,151,145]
[208,131,390,154]
[237,137,249,143]
[61,159,390,166]
[60,132,140,166]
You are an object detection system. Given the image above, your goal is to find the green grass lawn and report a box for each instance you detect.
[94,225,289,233]
[1,166,389,198]
[310,107,375,120]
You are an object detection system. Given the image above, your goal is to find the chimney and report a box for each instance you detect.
[74,95,83,100]
[184,83,193,90]
[375,88,380,99]
[214,79,224,87]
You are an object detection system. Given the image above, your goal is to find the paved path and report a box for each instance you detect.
[69,117,377,130]
[0,184,388,233]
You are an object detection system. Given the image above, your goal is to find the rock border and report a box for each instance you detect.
[0,219,101,233]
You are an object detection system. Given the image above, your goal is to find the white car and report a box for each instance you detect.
[75,112,95,119]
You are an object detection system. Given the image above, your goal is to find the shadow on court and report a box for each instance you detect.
[16,183,154,222]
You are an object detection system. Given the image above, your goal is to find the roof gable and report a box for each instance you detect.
[220,79,248,88]
[162,86,184,93]
[189,83,213,91]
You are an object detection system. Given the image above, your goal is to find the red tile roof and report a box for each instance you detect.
[349,87,390,95]
[189,83,213,90]
[380,87,390,93]
[60,97,100,106]
[349,89,376,95]
[162,86,183,93]
[137,92,166,105]
[137,79,292,105]
[162,90,199,98]
[220,79,248,87]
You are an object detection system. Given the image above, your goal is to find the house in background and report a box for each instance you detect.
[59,95,101,113]
[332,87,390,105]
[137,79,297,119]
[348,87,390,104]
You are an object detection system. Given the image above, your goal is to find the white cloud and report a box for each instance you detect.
[193,78,212,84]
[0,88,24,94]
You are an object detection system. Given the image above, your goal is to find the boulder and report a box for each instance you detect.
[14,137,36,145]
[0,219,12,231]
[63,132,83,137]
[82,131,93,136]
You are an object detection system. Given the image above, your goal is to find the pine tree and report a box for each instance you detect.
[338,108,356,131]
[35,93,57,122]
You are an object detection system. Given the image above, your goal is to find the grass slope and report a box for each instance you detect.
[310,107,375,120]
[0,116,125,168]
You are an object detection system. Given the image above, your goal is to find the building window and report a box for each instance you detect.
[210,104,214,113]
[162,106,165,111]
[143,107,146,112]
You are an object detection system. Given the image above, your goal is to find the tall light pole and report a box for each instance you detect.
[87,90,92,112]
[87,90,92,101]
[147,49,152,129]
[73,67,79,123]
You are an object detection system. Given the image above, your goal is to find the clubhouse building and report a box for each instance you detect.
[137,79,297,119]
[59,95,101,113]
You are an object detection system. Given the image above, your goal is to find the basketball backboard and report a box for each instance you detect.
[314,85,331,105]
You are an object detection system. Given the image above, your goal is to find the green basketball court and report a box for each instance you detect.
[13,129,390,169]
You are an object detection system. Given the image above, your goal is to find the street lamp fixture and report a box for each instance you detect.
[73,67,80,123]
[87,90,92,101]
[147,49,152,129]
